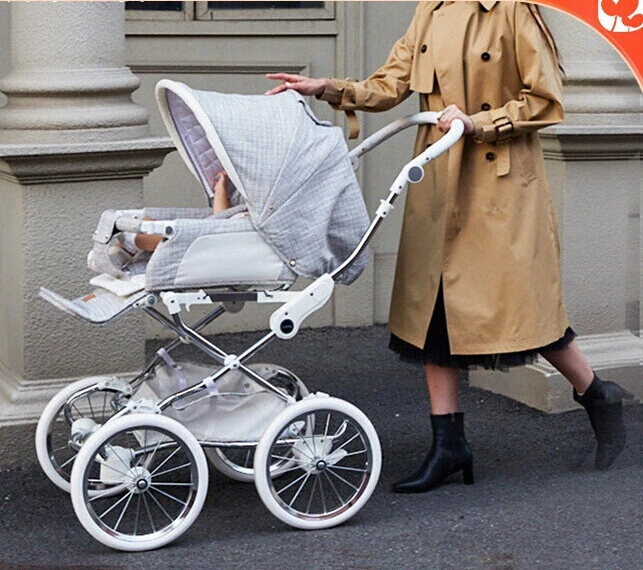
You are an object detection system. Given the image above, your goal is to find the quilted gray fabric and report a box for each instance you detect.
[144,206,296,291]
[156,81,370,285]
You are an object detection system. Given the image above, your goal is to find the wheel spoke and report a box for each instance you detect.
[146,487,177,523]
[329,431,361,455]
[318,473,328,513]
[149,485,189,507]
[276,470,309,496]
[133,493,142,536]
[101,391,108,419]
[288,471,312,508]
[150,446,181,476]
[321,413,331,456]
[113,489,135,532]
[59,455,77,470]
[86,393,95,420]
[326,466,360,492]
[269,453,297,463]
[305,474,318,514]
[269,464,302,476]
[343,449,367,458]
[107,444,134,473]
[94,460,131,480]
[71,402,83,419]
[326,464,368,474]
[292,417,317,458]
[143,432,167,471]
[97,489,135,520]
[142,491,157,532]
[322,470,346,506]
[152,461,192,478]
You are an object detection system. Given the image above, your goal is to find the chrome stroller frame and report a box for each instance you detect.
[36,111,463,552]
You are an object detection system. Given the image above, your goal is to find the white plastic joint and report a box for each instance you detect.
[161,291,212,313]
[270,274,334,340]
[124,398,161,415]
[224,354,240,370]
[96,377,133,396]
[139,220,177,239]
[375,200,394,218]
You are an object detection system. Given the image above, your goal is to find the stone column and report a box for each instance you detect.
[470,10,643,413]
[0,2,174,457]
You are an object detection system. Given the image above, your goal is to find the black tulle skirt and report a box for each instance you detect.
[389,282,575,371]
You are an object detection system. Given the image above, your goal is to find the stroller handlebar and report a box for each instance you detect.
[348,111,446,166]
[330,118,464,282]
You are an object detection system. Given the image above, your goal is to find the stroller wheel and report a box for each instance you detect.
[35,376,130,495]
[70,414,208,552]
[254,395,381,530]
[205,365,309,482]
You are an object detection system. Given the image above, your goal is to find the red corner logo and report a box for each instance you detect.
[599,0,643,32]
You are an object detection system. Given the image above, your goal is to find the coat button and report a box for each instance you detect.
[420,44,428,53]
[481,52,491,62]
[289,259,297,267]
[486,152,496,162]
[481,102,491,111]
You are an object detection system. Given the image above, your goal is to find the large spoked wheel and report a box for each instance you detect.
[254,395,381,530]
[35,376,130,494]
[205,366,309,483]
[70,414,208,552]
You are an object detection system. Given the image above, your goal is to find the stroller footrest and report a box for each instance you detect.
[39,286,148,325]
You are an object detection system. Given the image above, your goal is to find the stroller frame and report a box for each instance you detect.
[118,110,463,415]
[36,111,463,552]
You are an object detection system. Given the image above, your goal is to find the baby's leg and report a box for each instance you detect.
[134,233,163,252]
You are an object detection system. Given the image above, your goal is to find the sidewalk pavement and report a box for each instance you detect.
[0,325,641,570]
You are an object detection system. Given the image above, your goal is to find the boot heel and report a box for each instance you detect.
[462,460,474,485]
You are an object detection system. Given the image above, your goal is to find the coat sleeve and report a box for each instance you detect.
[470,4,564,144]
[317,4,422,112]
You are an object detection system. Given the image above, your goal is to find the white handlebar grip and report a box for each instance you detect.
[115,218,143,234]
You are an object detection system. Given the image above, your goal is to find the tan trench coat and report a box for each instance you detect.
[321,0,569,354]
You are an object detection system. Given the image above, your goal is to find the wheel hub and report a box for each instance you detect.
[127,466,152,494]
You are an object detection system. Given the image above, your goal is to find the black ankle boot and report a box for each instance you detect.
[574,375,631,471]
[393,412,473,493]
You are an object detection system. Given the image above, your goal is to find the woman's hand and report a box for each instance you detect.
[437,104,475,135]
[265,73,329,97]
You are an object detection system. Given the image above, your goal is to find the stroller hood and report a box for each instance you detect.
[155,80,369,284]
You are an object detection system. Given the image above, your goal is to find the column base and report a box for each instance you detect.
[469,331,643,413]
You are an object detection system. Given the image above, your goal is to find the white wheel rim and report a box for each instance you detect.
[71,414,208,552]
[254,397,381,530]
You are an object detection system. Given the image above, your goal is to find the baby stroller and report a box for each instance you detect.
[36,79,464,552]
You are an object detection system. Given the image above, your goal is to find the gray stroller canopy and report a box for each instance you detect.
[155,80,369,285]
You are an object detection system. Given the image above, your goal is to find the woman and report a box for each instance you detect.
[266,1,630,492]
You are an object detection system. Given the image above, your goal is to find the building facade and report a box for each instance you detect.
[0,1,641,465]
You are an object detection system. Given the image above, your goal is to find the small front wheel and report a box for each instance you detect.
[254,395,381,530]
[70,414,208,552]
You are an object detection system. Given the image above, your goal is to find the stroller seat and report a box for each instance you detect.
[41,81,370,323]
